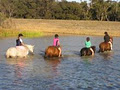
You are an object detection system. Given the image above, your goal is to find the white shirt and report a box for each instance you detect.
[20,38,23,43]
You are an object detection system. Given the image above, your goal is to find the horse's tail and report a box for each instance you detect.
[6,49,10,58]
[44,51,47,58]
[44,48,48,58]
[80,48,86,56]
[44,54,47,58]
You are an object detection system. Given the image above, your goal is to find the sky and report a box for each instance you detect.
[66,0,120,3]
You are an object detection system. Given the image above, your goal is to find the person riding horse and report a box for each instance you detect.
[53,34,61,57]
[16,33,26,50]
[45,34,62,58]
[99,32,113,52]
[16,33,24,46]
[80,37,95,56]
[85,37,94,56]
[104,32,112,50]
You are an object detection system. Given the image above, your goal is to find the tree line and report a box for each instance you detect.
[0,0,120,23]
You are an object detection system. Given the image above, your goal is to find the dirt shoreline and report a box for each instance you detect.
[1,19,120,37]
[42,31,120,37]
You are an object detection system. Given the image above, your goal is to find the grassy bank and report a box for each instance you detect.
[0,29,43,37]
[1,19,120,37]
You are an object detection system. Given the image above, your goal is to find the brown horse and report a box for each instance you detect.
[99,37,113,52]
[45,46,61,58]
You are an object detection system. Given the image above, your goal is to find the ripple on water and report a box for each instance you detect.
[0,36,120,90]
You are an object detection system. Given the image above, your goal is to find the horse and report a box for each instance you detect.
[80,46,96,56]
[6,44,34,58]
[99,37,113,53]
[45,46,61,58]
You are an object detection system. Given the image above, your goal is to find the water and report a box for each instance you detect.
[0,36,120,90]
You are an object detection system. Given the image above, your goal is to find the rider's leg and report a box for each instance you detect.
[108,42,112,50]
[58,47,61,57]
[90,48,94,56]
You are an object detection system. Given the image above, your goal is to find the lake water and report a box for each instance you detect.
[0,36,120,90]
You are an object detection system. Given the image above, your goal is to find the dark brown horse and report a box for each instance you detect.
[80,46,96,56]
[99,37,113,52]
[45,46,61,58]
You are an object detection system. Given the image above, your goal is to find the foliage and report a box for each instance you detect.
[0,0,120,21]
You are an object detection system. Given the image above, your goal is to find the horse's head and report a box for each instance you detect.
[25,45,34,53]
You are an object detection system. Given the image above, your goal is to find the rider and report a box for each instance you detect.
[85,37,94,55]
[16,33,24,46]
[104,32,112,50]
[53,34,61,57]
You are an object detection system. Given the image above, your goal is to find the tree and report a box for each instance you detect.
[0,0,16,18]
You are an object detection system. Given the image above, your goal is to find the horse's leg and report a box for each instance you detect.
[49,53,52,57]
[83,51,86,56]
[99,48,104,53]
[46,50,51,57]
[100,46,104,52]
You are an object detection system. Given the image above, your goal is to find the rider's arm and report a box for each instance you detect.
[20,38,25,45]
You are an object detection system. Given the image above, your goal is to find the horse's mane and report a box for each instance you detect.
[24,44,34,52]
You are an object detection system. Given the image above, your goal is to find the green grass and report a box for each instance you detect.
[22,31,43,37]
[0,29,43,38]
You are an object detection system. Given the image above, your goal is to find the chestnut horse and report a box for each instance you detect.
[99,37,113,52]
[45,46,61,58]
[80,46,96,56]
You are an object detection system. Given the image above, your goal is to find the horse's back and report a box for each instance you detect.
[16,46,29,57]
[6,46,29,58]
[45,46,59,57]
[80,47,90,56]
[6,47,17,58]
[99,42,111,52]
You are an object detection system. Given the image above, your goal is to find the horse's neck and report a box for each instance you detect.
[23,45,29,51]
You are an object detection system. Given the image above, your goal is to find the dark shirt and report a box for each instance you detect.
[104,34,110,42]
[16,39,22,46]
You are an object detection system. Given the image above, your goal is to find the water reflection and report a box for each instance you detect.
[7,58,28,78]
[81,56,94,64]
[99,51,113,60]
[44,58,61,77]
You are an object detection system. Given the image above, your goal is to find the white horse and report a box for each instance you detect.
[6,45,34,58]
